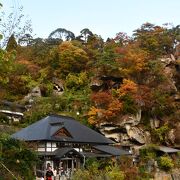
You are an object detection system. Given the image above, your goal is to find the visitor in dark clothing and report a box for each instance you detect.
[45,166,54,180]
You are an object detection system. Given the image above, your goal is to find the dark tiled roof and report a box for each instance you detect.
[0,100,26,112]
[157,146,180,153]
[93,145,130,156]
[54,147,83,158]
[140,145,180,153]
[12,114,113,144]
[82,152,111,158]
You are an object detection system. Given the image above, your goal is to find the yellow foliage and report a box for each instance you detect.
[88,106,100,125]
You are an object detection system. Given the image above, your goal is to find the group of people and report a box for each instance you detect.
[40,165,67,180]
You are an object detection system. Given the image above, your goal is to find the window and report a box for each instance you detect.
[37,142,46,152]
[46,142,57,152]
[37,142,58,152]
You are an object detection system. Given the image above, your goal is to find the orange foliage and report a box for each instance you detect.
[126,48,148,72]
[88,106,102,125]
[17,59,40,76]
[104,99,122,119]
[116,44,149,75]
[88,101,122,125]
[117,79,138,97]
[91,91,112,108]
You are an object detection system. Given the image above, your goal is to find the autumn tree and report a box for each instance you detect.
[115,79,138,114]
[114,32,131,46]
[133,22,178,57]
[111,43,149,84]
[95,39,120,76]
[88,91,122,125]
[54,41,89,77]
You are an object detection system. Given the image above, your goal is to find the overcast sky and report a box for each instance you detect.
[1,0,180,40]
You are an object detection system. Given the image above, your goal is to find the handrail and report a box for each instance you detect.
[0,162,19,180]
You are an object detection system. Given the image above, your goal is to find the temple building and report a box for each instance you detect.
[12,114,129,176]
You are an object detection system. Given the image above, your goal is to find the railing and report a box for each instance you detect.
[0,162,19,180]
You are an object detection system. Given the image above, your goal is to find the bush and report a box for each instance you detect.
[158,156,174,171]
[85,158,100,175]
[106,165,125,180]
[139,144,157,160]
[65,72,89,91]
[72,169,90,180]
[0,134,38,179]
[154,125,169,143]
[0,113,9,124]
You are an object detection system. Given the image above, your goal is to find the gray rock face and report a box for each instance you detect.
[175,44,180,59]
[154,172,172,180]
[24,86,42,103]
[119,109,142,127]
[52,78,64,95]
[161,57,172,64]
[150,118,160,129]
[31,86,42,97]
[96,54,179,148]
[99,109,151,145]
[167,122,180,146]
[127,127,151,144]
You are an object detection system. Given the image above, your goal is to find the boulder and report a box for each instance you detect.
[119,109,142,127]
[160,57,173,66]
[154,172,172,180]
[52,78,64,95]
[164,66,174,78]
[167,129,176,144]
[31,86,41,97]
[150,118,160,129]
[170,54,176,61]
[103,133,120,142]
[99,123,126,142]
[127,127,151,144]
[24,86,42,103]
[166,123,180,146]
[174,124,180,146]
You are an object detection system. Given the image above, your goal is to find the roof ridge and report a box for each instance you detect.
[48,114,75,120]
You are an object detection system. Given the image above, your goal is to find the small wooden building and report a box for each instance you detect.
[0,100,26,123]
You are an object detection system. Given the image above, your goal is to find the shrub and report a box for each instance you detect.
[85,158,100,175]
[154,125,169,143]
[0,113,9,124]
[139,144,157,160]
[65,72,89,90]
[0,134,38,179]
[158,156,174,171]
[72,169,90,180]
[106,165,125,180]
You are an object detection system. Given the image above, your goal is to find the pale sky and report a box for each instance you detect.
[1,0,180,40]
